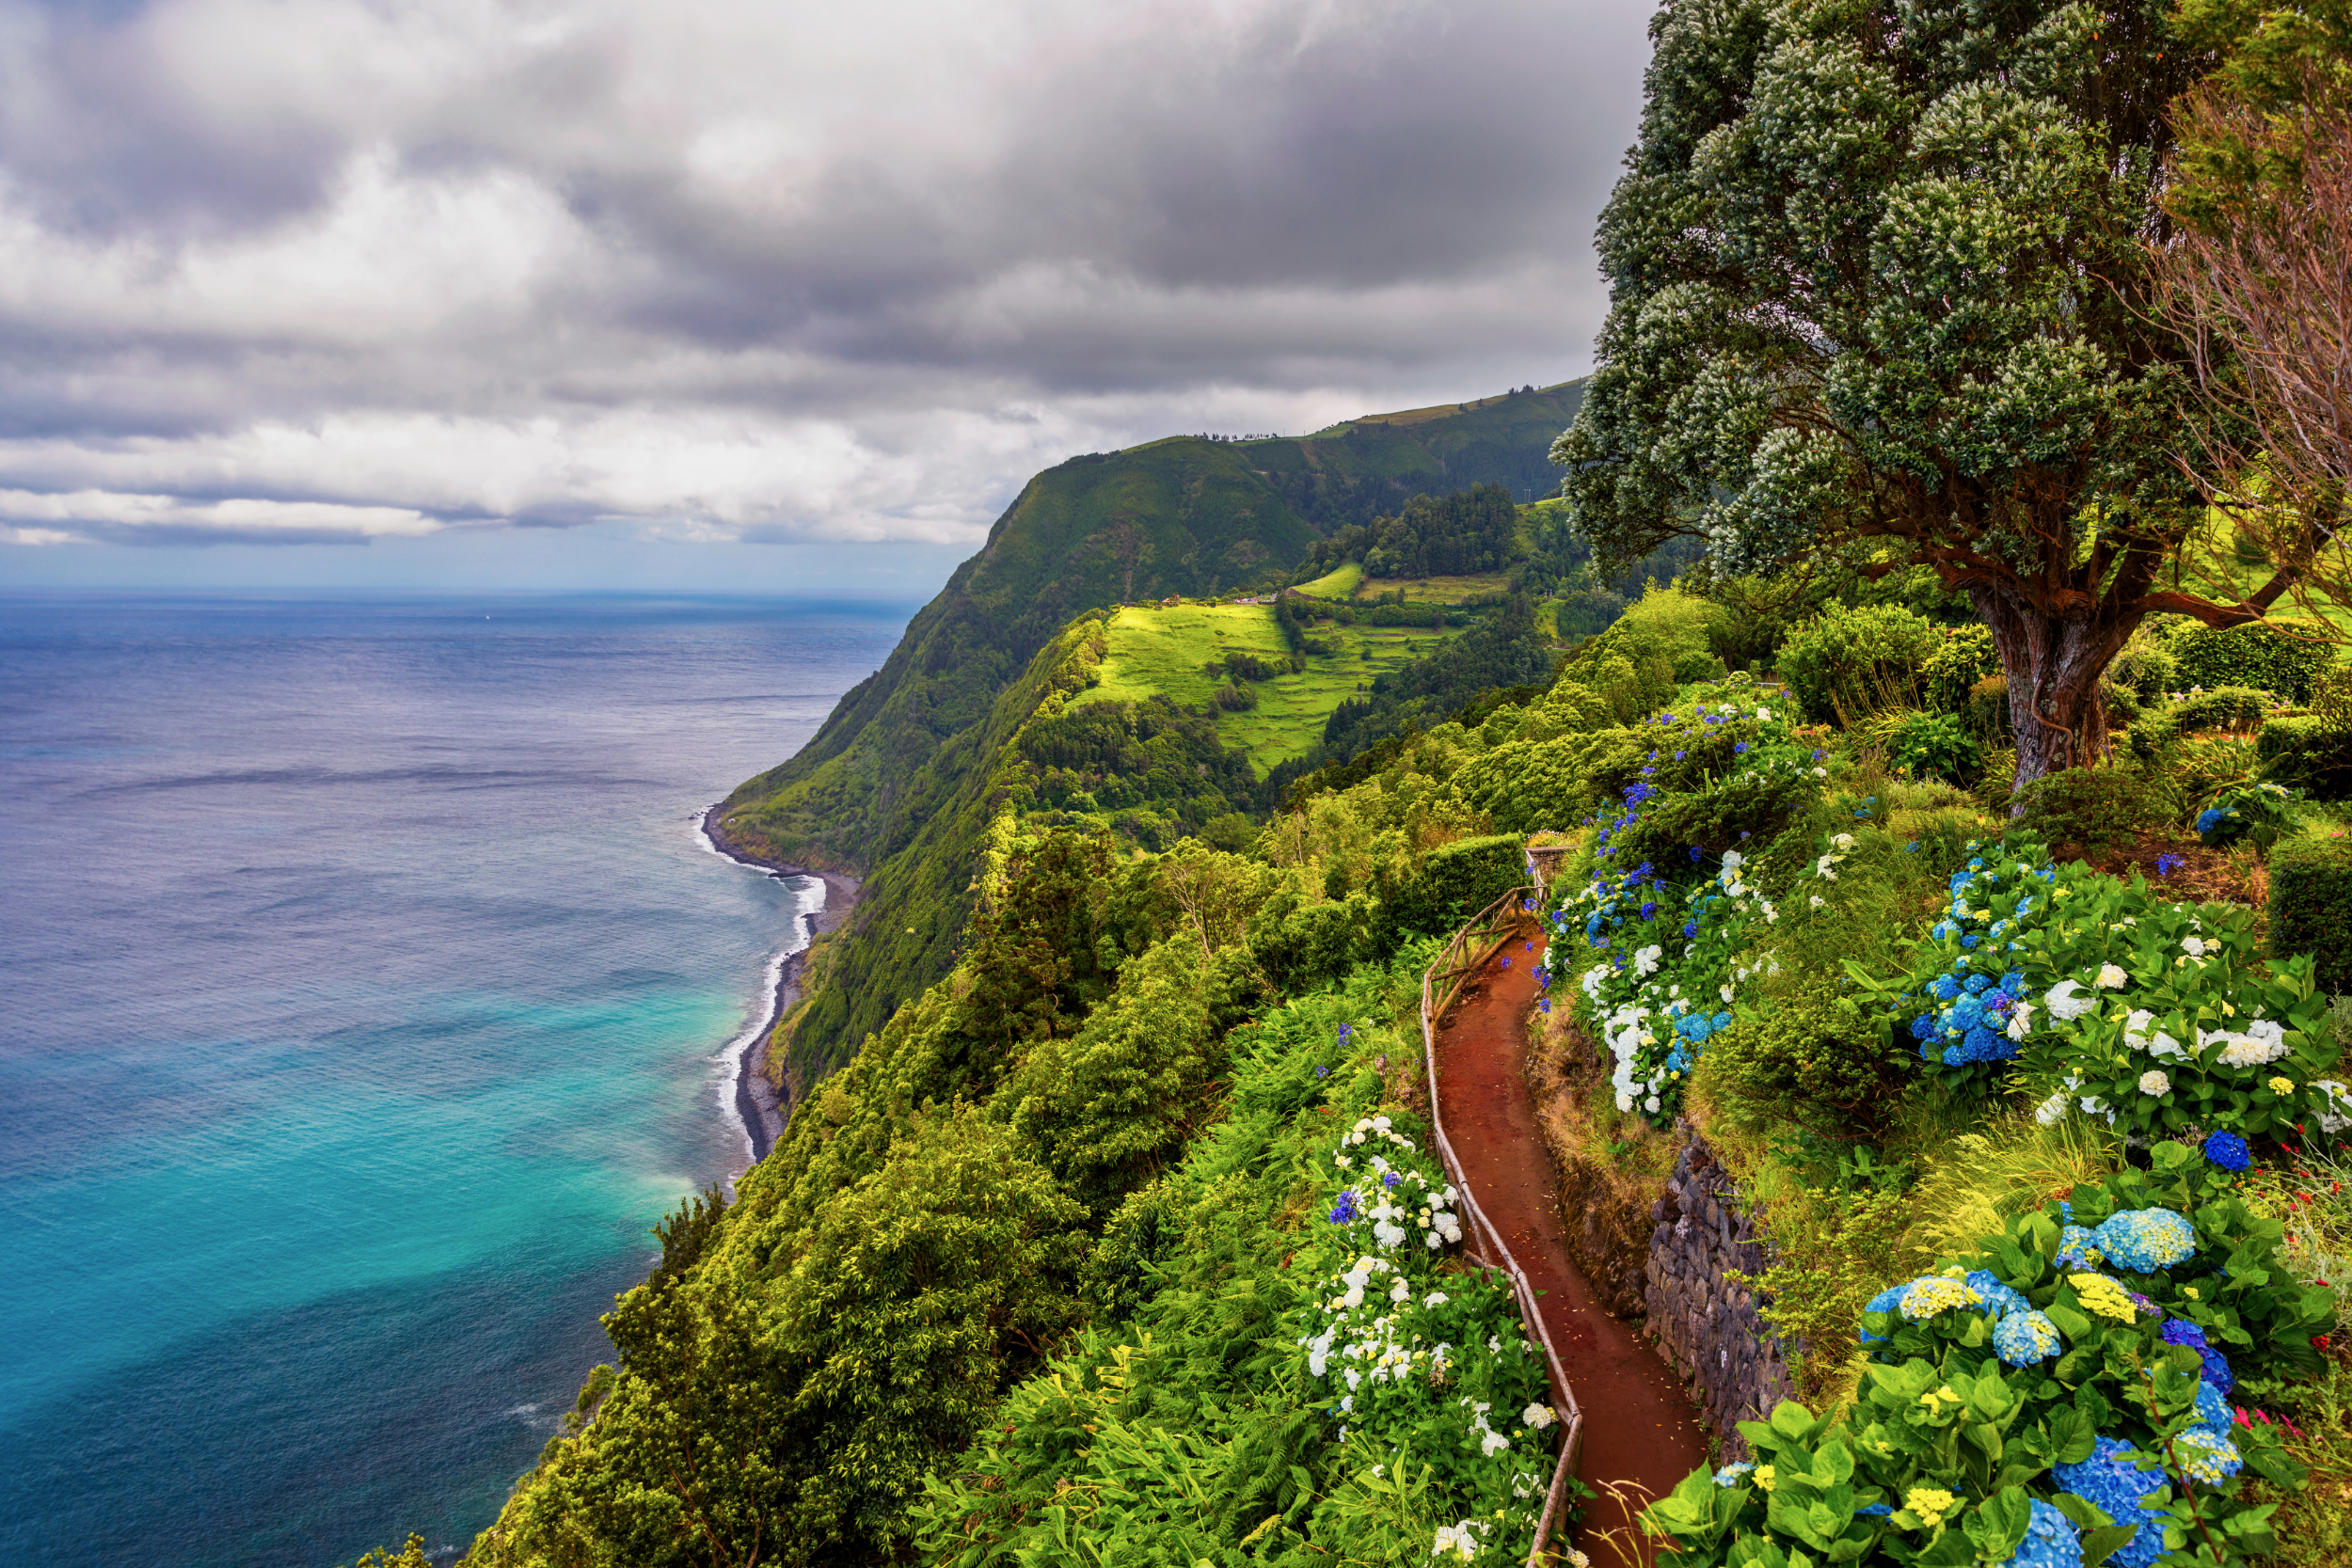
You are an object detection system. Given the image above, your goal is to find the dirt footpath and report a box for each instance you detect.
[1433,923,1708,1558]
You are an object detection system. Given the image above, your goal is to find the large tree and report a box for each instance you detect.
[1556,0,2293,786]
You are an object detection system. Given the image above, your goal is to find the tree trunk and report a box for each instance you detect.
[1967,583,2137,798]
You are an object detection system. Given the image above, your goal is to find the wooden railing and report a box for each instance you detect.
[1419,882,1585,1566]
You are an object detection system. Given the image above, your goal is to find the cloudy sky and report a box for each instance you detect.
[0,0,1655,593]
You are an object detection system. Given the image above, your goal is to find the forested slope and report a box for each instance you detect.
[714,385,1584,1082]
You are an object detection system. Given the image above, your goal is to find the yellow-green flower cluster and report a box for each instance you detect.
[2070,1273,2137,1323]
[1898,1276,1983,1320]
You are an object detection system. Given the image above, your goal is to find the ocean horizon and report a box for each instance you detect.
[0,592,910,1566]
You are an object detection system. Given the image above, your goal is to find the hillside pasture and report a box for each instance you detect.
[1089,603,1457,772]
[1295,561,1362,599]
[1352,572,1514,606]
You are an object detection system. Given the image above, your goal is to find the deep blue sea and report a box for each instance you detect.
[0,594,912,1568]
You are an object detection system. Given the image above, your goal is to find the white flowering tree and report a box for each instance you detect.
[1554,0,2307,789]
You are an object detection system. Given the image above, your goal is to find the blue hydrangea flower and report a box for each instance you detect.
[2012,1498,2082,1568]
[1858,1283,1905,1344]
[2191,1378,2233,1437]
[2175,1428,2243,1483]
[2058,1225,2104,1267]
[2202,1130,2251,1173]
[1993,1308,2063,1366]
[2092,1208,2199,1273]
[2054,1438,2168,1568]
[1712,1462,1753,1487]
[1683,920,1699,939]
[1966,1271,2029,1320]
[1328,1191,1359,1225]
[2162,1320,2235,1393]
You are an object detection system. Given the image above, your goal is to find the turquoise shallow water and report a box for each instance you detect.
[0,594,909,1566]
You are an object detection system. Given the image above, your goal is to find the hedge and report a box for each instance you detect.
[2270,834,2352,995]
[2166,620,2333,703]
[1384,833,1526,938]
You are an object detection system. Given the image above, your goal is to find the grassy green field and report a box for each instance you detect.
[1351,572,1515,605]
[1089,603,1456,772]
[1295,562,1362,599]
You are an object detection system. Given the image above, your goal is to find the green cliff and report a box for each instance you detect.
[712,384,1582,1079]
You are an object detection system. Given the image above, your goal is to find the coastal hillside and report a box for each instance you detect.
[713,386,1583,1078]
[459,580,2352,1568]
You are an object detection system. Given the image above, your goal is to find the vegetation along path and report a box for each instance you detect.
[1433,918,1706,1557]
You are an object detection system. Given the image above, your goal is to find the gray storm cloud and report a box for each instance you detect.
[0,0,1653,549]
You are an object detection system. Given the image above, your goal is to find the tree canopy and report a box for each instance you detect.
[1555,0,2295,784]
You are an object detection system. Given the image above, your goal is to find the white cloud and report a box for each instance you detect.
[0,0,1651,555]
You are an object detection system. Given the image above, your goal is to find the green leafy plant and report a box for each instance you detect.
[1890,710,1985,786]
[1778,603,1945,726]
[2270,834,2352,996]
[1641,1144,2331,1568]
[2198,782,2300,850]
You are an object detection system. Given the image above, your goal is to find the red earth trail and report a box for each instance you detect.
[1433,917,1708,1561]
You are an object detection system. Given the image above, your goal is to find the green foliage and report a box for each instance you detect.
[2166,621,2335,704]
[338,1537,430,1568]
[1553,0,2210,785]
[2111,640,2181,708]
[1889,711,1984,787]
[1347,483,1521,580]
[1380,833,1525,940]
[2172,685,2276,733]
[2198,781,2301,850]
[1778,604,1946,726]
[1923,626,2001,716]
[2007,768,2172,859]
[2271,834,2352,994]
[1701,979,1913,1144]
[997,936,1224,1212]
[1645,1145,2328,1567]
[2257,716,2352,800]
[1724,1181,1915,1402]
[915,959,1562,1566]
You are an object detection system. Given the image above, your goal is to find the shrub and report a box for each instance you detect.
[1921,624,2000,713]
[2312,664,2352,733]
[2197,781,2299,850]
[2259,717,2352,800]
[1779,602,1945,724]
[1382,833,1524,938]
[2110,638,2180,706]
[1212,680,1257,711]
[2167,620,2333,703]
[2272,835,2352,997]
[1641,1144,2331,1568]
[1965,673,2011,739]
[2006,767,2170,859]
[1888,710,1983,784]
[1699,980,1911,1141]
[2172,685,2274,734]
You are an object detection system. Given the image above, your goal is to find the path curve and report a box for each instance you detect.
[1434,918,1707,1559]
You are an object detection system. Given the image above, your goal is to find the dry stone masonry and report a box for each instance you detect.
[1643,1131,1795,1459]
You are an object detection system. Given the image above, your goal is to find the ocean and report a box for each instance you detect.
[0,594,911,1567]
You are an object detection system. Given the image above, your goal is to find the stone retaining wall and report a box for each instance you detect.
[1643,1130,1796,1459]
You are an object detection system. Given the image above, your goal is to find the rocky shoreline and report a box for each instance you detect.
[700,802,862,1161]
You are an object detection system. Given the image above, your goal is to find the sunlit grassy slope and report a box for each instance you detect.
[1089,602,1456,772]
[1295,562,1362,599]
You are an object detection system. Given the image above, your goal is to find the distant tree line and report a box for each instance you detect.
[1302,482,1519,580]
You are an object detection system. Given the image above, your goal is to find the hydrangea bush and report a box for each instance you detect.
[1641,1143,2333,1566]
[1868,843,2350,1145]
[1295,1108,1562,1560]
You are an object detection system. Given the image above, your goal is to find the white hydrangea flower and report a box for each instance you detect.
[1722,849,1744,870]
[2045,980,2097,1021]
[1423,1291,1449,1307]
[2095,964,2128,990]
[1432,1521,1479,1560]
[2139,1069,2171,1097]
[2007,1005,2034,1042]
[2183,935,2208,958]
[1390,1276,1411,1304]
[1522,1402,1558,1430]
[2034,1090,2070,1126]
[1633,943,1662,975]
[1832,832,1854,849]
